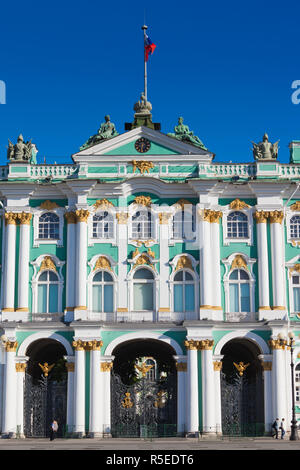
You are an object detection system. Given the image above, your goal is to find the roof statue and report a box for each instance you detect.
[80,115,119,151]
[125,93,161,131]
[133,92,152,115]
[167,117,207,150]
[252,133,279,161]
[7,134,38,164]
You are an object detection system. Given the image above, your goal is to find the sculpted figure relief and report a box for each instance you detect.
[168,117,207,149]
[80,115,119,150]
[252,133,279,161]
[7,134,38,163]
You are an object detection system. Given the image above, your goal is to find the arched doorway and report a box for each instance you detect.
[111,339,177,438]
[24,338,68,437]
[220,338,264,436]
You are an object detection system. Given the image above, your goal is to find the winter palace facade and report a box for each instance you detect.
[1,102,300,438]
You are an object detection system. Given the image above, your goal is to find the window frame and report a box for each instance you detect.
[172,206,196,241]
[222,207,253,246]
[88,208,116,246]
[33,208,64,247]
[172,269,196,313]
[91,269,114,313]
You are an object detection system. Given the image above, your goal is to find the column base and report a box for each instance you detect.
[1,432,16,439]
[185,432,200,438]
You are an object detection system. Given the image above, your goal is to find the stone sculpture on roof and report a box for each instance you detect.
[80,115,119,150]
[7,134,38,164]
[167,117,207,150]
[252,133,279,161]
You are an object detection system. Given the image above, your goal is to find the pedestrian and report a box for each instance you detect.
[280,418,286,439]
[50,419,58,441]
[272,418,279,439]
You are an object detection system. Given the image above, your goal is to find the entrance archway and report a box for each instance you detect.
[220,338,264,436]
[24,339,68,437]
[111,339,177,437]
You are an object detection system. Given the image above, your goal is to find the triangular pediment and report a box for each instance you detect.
[72,126,214,163]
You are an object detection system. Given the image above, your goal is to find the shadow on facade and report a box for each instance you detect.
[220,338,264,436]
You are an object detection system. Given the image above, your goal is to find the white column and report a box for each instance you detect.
[73,340,86,437]
[255,212,271,317]
[270,339,288,423]
[15,358,28,438]
[270,211,285,311]
[100,357,114,436]
[199,211,212,316]
[210,212,223,317]
[75,210,89,310]
[185,340,199,435]
[174,356,187,435]
[2,213,17,312]
[65,212,76,318]
[258,355,273,433]
[64,356,75,435]
[158,212,171,319]
[2,340,18,437]
[213,356,223,435]
[17,213,32,313]
[201,340,216,434]
[89,341,102,437]
[116,212,128,316]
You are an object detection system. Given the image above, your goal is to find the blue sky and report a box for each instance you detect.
[0,0,299,164]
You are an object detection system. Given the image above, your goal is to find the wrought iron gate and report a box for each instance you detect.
[111,372,177,437]
[24,373,67,438]
[221,371,264,436]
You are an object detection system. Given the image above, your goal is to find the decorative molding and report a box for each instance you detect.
[290,201,300,211]
[18,212,32,225]
[253,210,269,224]
[175,255,193,271]
[269,339,287,350]
[100,362,113,372]
[5,341,18,352]
[64,211,77,224]
[65,362,75,372]
[39,256,57,272]
[133,253,154,269]
[229,199,251,210]
[230,254,248,271]
[184,339,214,350]
[203,209,222,223]
[94,256,112,271]
[93,199,114,210]
[173,199,192,209]
[116,212,129,224]
[75,209,90,223]
[213,361,223,371]
[261,361,272,371]
[269,210,284,224]
[4,212,18,225]
[176,362,187,372]
[158,212,172,224]
[133,195,152,207]
[15,363,27,373]
[131,160,154,175]
[40,200,60,210]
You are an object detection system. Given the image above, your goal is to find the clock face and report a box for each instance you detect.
[135,137,151,153]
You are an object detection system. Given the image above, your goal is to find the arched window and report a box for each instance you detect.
[132,210,153,239]
[292,274,300,313]
[145,358,156,381]
[173,270,195,312]
[227,211,248,239]
[133,268,154,311]
[37,270,59,313]
[38,212,59,240]
[290,215,300,239]
[173,208,195,240]
[229,269,250,312]
[92,270,114,312]
[92,211,114,239]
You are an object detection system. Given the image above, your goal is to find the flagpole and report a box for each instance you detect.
[142,24,148,100]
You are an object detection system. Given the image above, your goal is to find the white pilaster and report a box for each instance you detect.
[258,354,273,433]
[64,356,75,435]
[255,212,271,319]
[89,341,102,437]
[185,340,199,435]
[213,356,223,435]
[100,357,114,436]
[2,214,17,313]
[75,210,89,310]
[199,214,212,313]
[201,340,216,434]
[270,339,288,423]
[2,341,18,437]
[17,214,32,314]
[116,212,128,316]
[73,340,86,437]
[270,211,285,313]
[15,357,28,438]
[65,212,76,320]
[174,355,187,435]
[158,212,171,318]
[210,213,223,319]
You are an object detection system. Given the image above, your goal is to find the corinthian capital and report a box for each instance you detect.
[269,210,284,224]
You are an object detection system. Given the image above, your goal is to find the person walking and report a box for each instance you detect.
[272,418,279,439]
[280,418,286,440]
[50,419,58,441]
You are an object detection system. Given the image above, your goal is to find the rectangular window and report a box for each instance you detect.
[37,284,47,313]
[104,285,113,312]
[185,284,195,311]
[240,283,250,312]
[134,283,153,310]
[174,284,183,312]
[229,283,239,312]
[293,287,300,312]
[93,285,102,312]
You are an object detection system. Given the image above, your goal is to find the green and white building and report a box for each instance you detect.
[1,99,300,438]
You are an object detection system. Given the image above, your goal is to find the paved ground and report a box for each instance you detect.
[0,436,300,451]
